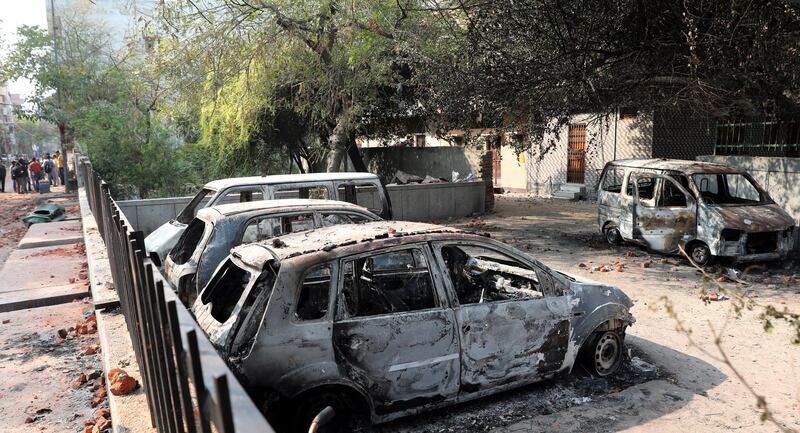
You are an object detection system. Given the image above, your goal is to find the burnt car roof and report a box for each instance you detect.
[204,172,380,191]
[231,221,474,266]
[199,199,372,221]
[609,158,741,175]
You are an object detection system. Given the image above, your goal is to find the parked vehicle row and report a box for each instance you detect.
[147,173,635,431]
[145,172,392,266]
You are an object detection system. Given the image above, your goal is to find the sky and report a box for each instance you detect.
[1,0,50,98]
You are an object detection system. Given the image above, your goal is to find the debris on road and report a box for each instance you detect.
[108,368,140,395]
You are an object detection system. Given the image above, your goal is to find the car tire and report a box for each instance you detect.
[292,391,352,433]
[581,330,623,377]
[604,224,622,245]
[687,242,712,266]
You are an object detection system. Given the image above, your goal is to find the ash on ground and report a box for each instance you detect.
[355,344,664,433]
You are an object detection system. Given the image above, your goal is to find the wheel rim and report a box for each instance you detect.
[691,245,708,264]
[605,227,619,244]
[594,333,620,375]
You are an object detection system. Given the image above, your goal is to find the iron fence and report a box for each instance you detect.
[78,156,274,433]
[715,120,800,157]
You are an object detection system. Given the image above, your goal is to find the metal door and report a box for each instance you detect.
[331,246,460,414]
[432,241,570,392]
[634,174,697,252]
[567,124,586,184]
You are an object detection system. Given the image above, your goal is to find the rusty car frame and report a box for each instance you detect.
[192,221,634,429]
[163,199,381,304]
[144,172,392,266]
[597,158,795,265]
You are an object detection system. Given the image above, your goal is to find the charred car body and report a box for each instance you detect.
[598,159,795,265]
[145,172,392,265]
[193,221,634,427]
[164,199,380,303]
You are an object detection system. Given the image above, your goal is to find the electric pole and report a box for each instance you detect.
[50,0,69,193]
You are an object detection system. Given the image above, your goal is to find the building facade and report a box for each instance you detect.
[0,83,18,155]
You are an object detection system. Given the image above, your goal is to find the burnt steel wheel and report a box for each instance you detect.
[582,331,623,377]
[688,242,712,266]
[604,225,622,245]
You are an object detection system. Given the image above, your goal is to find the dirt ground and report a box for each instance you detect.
[362,194,800,433]
[0,300,105,433]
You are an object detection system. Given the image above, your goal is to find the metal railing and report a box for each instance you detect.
[78,156,274,433]
[715,120,800,157]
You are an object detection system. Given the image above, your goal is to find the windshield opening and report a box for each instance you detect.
[169,218,207,264]
[176,188,214,224]
[691,173,769,206]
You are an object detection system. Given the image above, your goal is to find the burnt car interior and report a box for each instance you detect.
[170,218,206,264]
[692,173,765,205]
[341,248,437,317]
[241,214,316,243]
[201,259,252,322]
[296,264,332,320]
[338,183,384,216]
[441,245,547,304]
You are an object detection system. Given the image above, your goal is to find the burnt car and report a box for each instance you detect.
[193,221,634,429]
[164,199,380,302]
[598,159,795,265]
[145,172,392,266]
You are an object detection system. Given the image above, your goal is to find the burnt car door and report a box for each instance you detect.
[332,245,460,414]
[432,241,570,392]
[632,173,697,253]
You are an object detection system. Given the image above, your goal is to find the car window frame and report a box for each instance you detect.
[333,243,448,321]
[291,260,338,324]
[431,238,563,307]
[333,180,389,217]
[209,185,268,207]
[268,181,334,200]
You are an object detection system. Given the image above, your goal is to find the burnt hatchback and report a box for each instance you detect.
[193,222,634,429]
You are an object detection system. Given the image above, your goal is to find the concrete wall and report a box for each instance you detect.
[386,181,485,222]
[696,155,800,228]
[117,196,194,235]
[362,146,482,182]
[118,181,486,235]
[498,146,528,192]
[526,113,654,198]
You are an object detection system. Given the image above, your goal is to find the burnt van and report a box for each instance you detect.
[597,159,795,265]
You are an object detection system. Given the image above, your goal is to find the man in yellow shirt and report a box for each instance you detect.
[55,151,64,186]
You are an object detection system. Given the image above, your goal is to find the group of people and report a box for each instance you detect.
[0,151,64,194]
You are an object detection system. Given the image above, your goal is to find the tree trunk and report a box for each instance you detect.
[346,138,368,172]
[326,114,350,172]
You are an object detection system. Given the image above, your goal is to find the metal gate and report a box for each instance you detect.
[567,124,586,184]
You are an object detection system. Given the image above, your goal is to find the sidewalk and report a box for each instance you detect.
[0,188,111,433]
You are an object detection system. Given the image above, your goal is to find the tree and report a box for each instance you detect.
[13,118,59,155]
[1,18,187,198]
[411,0,800,153]
[154,0,439,173]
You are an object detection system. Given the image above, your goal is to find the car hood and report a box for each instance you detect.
[561,272,633,311]
[707,203,794,232]
[144,220,187,263]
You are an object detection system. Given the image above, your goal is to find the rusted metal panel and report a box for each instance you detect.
[456,298,570,391]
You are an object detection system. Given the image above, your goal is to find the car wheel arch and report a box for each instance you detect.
[288,379,373,417]
[569,306,632,370]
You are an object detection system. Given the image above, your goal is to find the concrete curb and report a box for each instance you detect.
[0,285,90,313]
[79,187,154,433]
[79,188,120,308]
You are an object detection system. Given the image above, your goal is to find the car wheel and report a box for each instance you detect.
[582,331,623,377]
[293,391,351,433]
[687,242,712,266]
[604,225,622,245]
